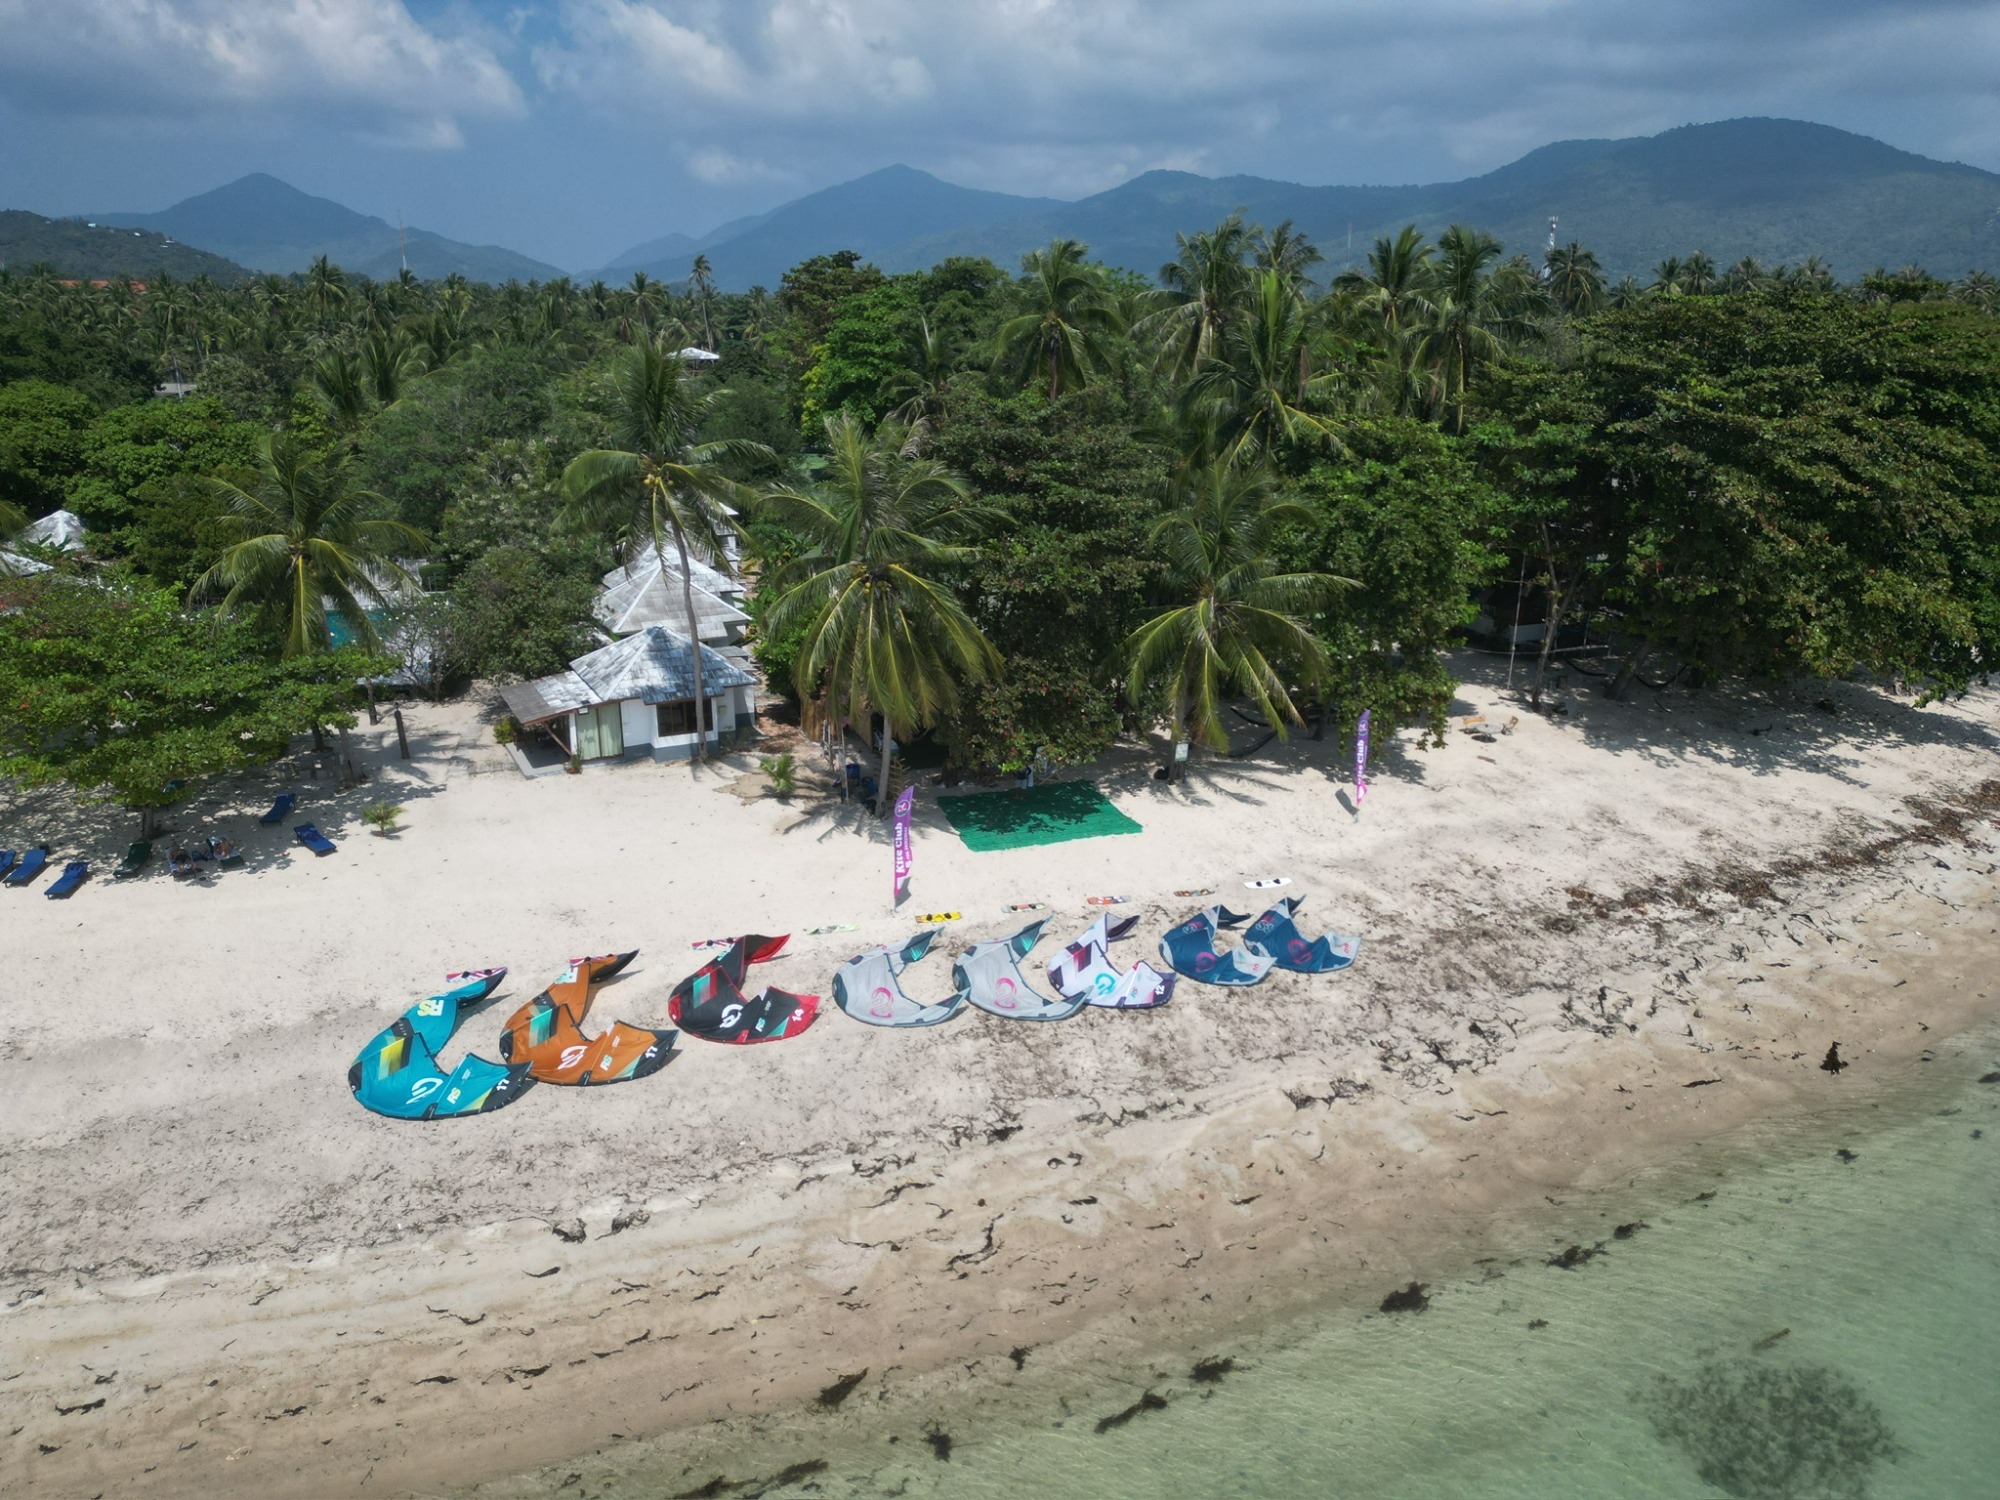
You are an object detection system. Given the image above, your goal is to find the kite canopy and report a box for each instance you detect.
[669,935,820,1044]
[500,951,677,1086]
[953,920,1088,1021]
[349,970,533,1120]
[1243,897,1361,973]
[1048,915,1177,1009]
[831,930,963,1027]
[1160,905,1276,987]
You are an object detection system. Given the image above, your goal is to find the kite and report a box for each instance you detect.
[953,920,1088,1021]
[668,935,820,1044]
[349,969,532,1120]
[831,930,964,1028]
[1048,914,1176,1009]
[499,951,676,1085]
[1243,897,1361,973]
[1159,905,1276,987]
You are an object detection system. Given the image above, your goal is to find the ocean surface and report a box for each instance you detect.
[566,1030,2000,1500]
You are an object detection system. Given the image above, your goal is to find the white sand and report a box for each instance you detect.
[4,656,1998,1497]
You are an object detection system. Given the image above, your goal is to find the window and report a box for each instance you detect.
[656,698,714,737]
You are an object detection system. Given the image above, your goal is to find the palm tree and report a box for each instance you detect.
[1140,213,1255,382]
[1543,242,1605,315]
[1681,252,1719,295]
[1177,269,1341,462]
[1252,220,1324,293]
[757,414,1000,814]
[1123,462,1351,772]
[689,254,718,350]
[1952,269,1999,312]
[560,341,770,764]
[360,326,425,408]
[1651,257,1685,297]
[196,432,424,656]
[1334,225,1434,337]
[1725,256,1767,293]
[312,347,370,433]
[303,255,349,325]
[1412,225,1543,433]
[1607,276,1646,309]
[993,239,1123,399]
[884,313,961,430]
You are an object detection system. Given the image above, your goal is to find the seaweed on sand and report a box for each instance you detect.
[1642,1359,1904,1499]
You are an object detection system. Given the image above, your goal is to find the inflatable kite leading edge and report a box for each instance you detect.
[1160,905,1277,987]
[953,919,1089,1021]
[669,934,821,1044]
[1242,897,1361,973]
[1049,914,1177,1009]
[832,930,965,1027]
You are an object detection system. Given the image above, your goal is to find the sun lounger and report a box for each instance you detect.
[167,844,200,878]
[0,851,15,879]
[45,861,87,899]
[112,841,152,880]
[208,835,242,865]
[258,792,296,825]
[4,846,51,887]
[294,822,337,856]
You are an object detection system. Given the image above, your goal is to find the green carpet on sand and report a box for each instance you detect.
[937,781,1142,851]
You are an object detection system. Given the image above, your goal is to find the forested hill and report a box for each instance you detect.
[0,211,252,283]
[96,174,566,285]
[681,119,2000,286]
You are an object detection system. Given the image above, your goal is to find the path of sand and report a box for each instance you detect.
[4,657,1998,1497]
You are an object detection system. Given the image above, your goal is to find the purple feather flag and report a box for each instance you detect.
[1355,710,1371,806]
[892,786,915,902]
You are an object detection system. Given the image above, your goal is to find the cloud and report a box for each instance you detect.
[0,0,525,147]
[529,0,2000,199]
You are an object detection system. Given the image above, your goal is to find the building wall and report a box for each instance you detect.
[641,692,748,762]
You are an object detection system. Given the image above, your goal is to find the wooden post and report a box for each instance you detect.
[366,679,379,725]
[393,707,410,761]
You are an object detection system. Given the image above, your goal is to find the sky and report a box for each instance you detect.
[2,0,1997,272]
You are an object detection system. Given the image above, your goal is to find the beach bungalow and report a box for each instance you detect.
[595,550,749,647]
[498,624,758,768]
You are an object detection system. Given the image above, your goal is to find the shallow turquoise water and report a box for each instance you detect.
[576,1035,2000,1500]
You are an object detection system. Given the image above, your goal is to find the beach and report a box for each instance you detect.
[4,656,1999,1499]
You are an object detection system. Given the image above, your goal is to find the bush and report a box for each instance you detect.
[361,802,403,835]
[760,751,796,796]
[492,716,519,745]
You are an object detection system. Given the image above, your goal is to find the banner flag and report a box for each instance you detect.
[1355,710,1372,806]
[892,786,915,902]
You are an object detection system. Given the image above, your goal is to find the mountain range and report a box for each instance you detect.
[0,210,250,282]
[9,119,1997,289]
[94,174,564,283]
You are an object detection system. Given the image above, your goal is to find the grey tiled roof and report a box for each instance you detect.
[594,564,747,639]
[569,624,757,705]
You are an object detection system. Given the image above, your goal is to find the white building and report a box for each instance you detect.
[498,625,758,767]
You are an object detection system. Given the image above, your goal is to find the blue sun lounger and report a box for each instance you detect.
[0,850,14,879]
[294,822,337,856]
[259,792,297,825]
[45,861,88,899]
[4,846,51,887]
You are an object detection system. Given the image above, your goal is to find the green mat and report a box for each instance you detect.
[937,781,1142,852]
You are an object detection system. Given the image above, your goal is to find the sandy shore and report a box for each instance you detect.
[4,657,1999,1498]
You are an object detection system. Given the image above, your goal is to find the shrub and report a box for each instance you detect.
[361,802,403,835]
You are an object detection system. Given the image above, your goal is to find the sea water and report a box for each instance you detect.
[577,1031,2000,1500]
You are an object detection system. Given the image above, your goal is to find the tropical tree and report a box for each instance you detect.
[1123,461,1351,772]
[757,413,1000,813]
[1177,268,1342,462]
[689,254,718,350]
[994,239,1123,399]
[560,340,769,763]
[1334,225,1434,337]
[1140,213,1255,382]
[1252,220,1324,292]
[1544,242,1605,315]
[1411,225,1544,432]
[195,431,424,656]
[303,255,349,325]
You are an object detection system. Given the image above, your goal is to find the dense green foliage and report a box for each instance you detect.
[3,213,1998,816]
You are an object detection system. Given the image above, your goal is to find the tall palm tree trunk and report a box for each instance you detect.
[668,519,709,766]
[877,714,896,817]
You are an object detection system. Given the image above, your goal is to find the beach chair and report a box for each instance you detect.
[112,841,152,880]
[4,846,50,887]
[167,845,201,878]
[294,822,337,856]
[258,792,296,825]
[0,850,14,879]
[44,861,88,899]
[208,834,243,866]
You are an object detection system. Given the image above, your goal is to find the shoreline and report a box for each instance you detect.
[5,667,2000,1497]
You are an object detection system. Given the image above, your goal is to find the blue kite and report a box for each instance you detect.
[349,969,533,1121]
[1243,897,1360,973]
[1159,905,1276,987]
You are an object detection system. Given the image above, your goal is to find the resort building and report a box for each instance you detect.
[498,624,758,770]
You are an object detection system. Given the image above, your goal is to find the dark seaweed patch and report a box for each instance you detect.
[1820,1044,1848,1075]
[922,1425,953,1461]
[1190,1356,1236,1384]
[1547,1243,1605,1270]
[1643,1359,1902,1499]
[1977,1072,2000,1084]
[816,1369,867,1409]
[1613,1221,1648,1240]
[1094,1390,1169,1433]
[1009,1346,1031,1370]
[1379,1282,1430,1313]
[673,1461,829,1499]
